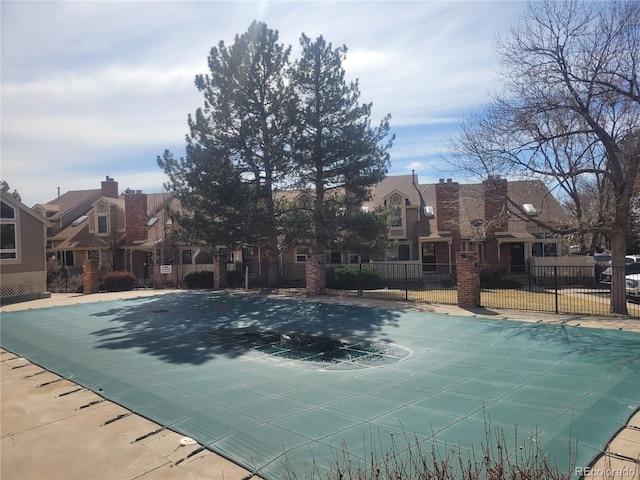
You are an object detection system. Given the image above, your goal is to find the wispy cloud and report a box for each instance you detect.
[1,1,527,205]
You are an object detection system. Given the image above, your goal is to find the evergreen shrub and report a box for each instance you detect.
[103,271,136,292]
[326,266,384,290]
[184,271,214,289]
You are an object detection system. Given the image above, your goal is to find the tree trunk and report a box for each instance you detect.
[610,199,630,314]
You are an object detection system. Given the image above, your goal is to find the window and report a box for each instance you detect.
[328,252,342,264]
[97,215,108,234]
[386,194,404,228]
[1,201,15,219]
[0,201,17,261]
[390,206,403,227]
[88,250,100,261]
[532,242,558,257]
[296,247,310,262]
[181,249,192,265]
[56,250,75,266]
[476,242,485,262]
[386,244,411,261]
[463,242,485,261]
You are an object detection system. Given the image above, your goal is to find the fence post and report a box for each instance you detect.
[82,259,99,294]
[358,262,363,297]
[405,263,408,300]
[213,254,227,289]
[554,265,559,314]
[456,252,481,308]
[305,253,326,295]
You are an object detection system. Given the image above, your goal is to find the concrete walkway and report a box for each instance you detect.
[1,289,638,479]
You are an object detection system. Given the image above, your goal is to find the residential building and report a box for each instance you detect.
[272,174,571,283]
[33,174,572,289]
[33,177,205,289]
[1,192,52,304]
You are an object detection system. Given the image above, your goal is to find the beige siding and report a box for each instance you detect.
[2,213,47,274]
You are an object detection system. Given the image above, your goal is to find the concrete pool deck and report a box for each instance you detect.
[1,289,639,479]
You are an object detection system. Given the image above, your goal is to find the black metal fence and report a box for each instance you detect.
[51,261,640,317]
[477,264,625,316]
[269,262,640,317]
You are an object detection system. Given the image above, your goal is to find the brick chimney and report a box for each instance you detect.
[101,176,119,198]
[435,178,460,264]
[124,190,148,244]
[483,176,508,264]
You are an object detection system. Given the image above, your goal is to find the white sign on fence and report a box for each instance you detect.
[160,265,172,274]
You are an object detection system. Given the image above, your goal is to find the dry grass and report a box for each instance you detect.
[283,421,579,480]
[277,287,640,318]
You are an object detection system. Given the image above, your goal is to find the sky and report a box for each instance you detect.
[1,1,529,207]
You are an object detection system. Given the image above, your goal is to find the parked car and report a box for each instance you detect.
[626,274,640,296]
[625,255,640,264]
[593,253,612,265]
[600,262,640,285]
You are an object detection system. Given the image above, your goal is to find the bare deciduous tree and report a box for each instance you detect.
[451,0,640,314]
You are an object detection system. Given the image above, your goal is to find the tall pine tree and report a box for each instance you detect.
[288,34,393,257]
[159,21,292,285]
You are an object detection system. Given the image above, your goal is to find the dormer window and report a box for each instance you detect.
[384,192,407,239]
[389,194,403,227]
[391,205,402,227]
[97,215,108,234]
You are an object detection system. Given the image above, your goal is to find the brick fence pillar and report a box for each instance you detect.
[83,259,100,294]
[213,255,227,289]
[305,253,326,295]
[456,251,481,308]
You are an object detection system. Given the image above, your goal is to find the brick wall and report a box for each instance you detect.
[435,179,460,265]
[213,255,227,289]
[456,251,480,308]
[483,176,508,264]
[82,259,100,294]
[101,176,119,199]
[124,191,148,244]
[305,253,325,295]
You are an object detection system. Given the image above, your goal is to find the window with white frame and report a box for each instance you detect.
[56,250,75,266]
[532,242,558,257]
[295,246,310,262]
[531,231,558,257]
[385,193,404,228]
[97,215,108,234]
[385,243,411,261]
[0,201,17,261]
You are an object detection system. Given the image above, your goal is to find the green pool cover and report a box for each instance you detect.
[1,292,638,478]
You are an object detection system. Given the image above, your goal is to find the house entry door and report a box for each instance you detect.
[422,242,436,272]
[510,243,525,272]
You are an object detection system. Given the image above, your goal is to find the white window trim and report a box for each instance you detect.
[87,250,101,266]
[181,249,193,265]
[385,243,412,262]
[295,247,310,263]
[0,202,20,264]
[97,214,109,235]
[57,250,75,267]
